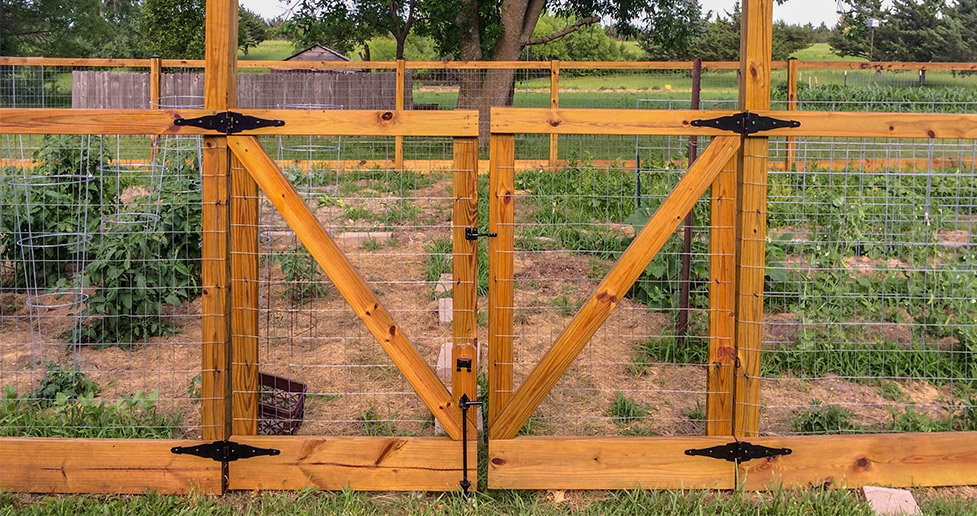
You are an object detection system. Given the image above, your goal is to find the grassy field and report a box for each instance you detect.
[239,39,295,61]
[2,488,976,516]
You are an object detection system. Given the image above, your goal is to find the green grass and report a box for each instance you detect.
[3,488,974,515]
[789,43,864,62]
[239,39,296,61]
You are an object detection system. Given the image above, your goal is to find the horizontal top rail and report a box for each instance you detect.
[490,107,977,139]
[2,56,975,72]
[0,109,478,137]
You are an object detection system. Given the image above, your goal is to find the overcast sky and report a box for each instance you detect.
[239,0,846,28]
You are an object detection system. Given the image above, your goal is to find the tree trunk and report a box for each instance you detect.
[458,68,519,144]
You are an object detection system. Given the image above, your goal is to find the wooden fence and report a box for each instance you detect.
[2,4,977,493]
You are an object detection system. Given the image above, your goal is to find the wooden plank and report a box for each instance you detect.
[200,0,238,443]
[490,136,742,440]
[228,136,464,439]
[793,61,977,71]
[488,436,734,489]
[230,156,259,436]
[200,136,232,442]
[707,156,737,436]
[7,108,977,140]
[0,438,221,494]
[149,56,162,159]
[549,60,560,169]
[733,0,772,439]
[0,109,478,136]
[0,57,150,67]
[738,433,977,489]
[228,436,475,491]
[785,57,798,170]
[452,137,479,434]
[488,134,515,426]
[489,108,977,139]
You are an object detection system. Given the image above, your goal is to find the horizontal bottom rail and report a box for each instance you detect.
[0,437,222,494]
[227,436,476,491]
[488,432,977,490]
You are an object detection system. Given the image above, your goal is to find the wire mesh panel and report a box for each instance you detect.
[758,136,977,437]
[495,132,721,437]
[236,135,468,437]
[0,133,204,439]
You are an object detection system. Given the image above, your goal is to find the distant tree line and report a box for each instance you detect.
[0,0,270,59]
[834,0,977,62]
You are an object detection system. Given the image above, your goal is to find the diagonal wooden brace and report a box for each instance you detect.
[228,136,464,440]
[489,135,741,440]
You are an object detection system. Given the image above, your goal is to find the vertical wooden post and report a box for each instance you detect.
[452,137,479,435]
[733,0,773,439]
[201,0,238,442]
[488,133,515,426]
[395,59,405,170]
[548,60,559,169]
[707,157,736,436]
[230,158,259,435]
[149,55,161,160]
[785,57,798,170]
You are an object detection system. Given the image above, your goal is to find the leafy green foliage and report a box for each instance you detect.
[641,4,813,60]
[1,385,181,438]
[137,0,206,59]
[1,365,180,439]
[528,14,640,64]
[789,401,860,434]
[29,362,100,403]
[0,135,112,288]
[238,7,269,57]
[274,246,329,303]
[72,159,202,348]
[608,390,650,424]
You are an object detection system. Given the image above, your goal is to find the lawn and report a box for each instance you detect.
[2,488,975,516]
[239,39,296,61]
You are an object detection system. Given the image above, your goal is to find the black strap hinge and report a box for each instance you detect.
[173,111,285,135]
[690,112,799,135]
[171,440,280,463]
[685,441,791,463]
[465,227,496,241]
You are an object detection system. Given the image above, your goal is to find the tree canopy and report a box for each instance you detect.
[832,0,977,61]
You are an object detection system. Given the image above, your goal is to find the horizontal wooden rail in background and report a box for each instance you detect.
[3,56,977,72]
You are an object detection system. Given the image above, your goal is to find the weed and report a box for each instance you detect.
[360,406,401,436]
[789,401,860,434]
[608,390,651,424]
[274,246,329,303]
[29,362,99,403]
[877,381,907,403]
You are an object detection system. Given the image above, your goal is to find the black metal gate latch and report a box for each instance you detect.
[171,440,280,463]
[173,111,285,135]
[690,112,800,135]
[685,441,792,462]
[458,393,483,493]
[465,227,497,241]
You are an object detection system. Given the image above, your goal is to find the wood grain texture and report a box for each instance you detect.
[452,137,479,434]
[490,136,742,440]
[200,0,238,443]
[229,136,463,439]
[231,158,259,436]
[738,433,977,489]
[0,438,221,494]
[488,134,515,426]
[0,109,478,137]
[549,61,560,169]
[707,157,737,436]
[228,436,475,491]
[489,108,977,139]
[488,437,734,489]
[200,136,232,441]
[6,108,973,140]
[734,0,772,439]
